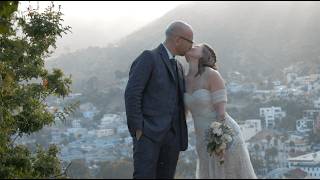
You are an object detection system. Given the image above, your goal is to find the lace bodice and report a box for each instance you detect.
[184,88,257,179]
[184,88,227,127]
[184,88,227,113]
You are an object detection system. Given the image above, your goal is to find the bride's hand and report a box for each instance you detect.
[218,113,226,123]
[215,149,226,163]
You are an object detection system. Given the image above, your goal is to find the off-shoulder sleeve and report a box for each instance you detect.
[211,89,227,104]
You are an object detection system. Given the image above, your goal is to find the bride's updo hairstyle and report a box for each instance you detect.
[195,43,217,77]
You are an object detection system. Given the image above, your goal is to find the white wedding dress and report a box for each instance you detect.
[184,88,257,179]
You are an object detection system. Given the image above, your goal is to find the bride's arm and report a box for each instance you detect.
[185,106,190,118]
[208,69,227,122]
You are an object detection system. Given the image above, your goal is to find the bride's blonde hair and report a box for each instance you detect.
[195,43,217,77]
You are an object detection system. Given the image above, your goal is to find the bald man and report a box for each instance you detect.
[125,21,194,179]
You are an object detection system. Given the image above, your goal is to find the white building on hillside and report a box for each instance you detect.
[314,98,320,109]
[260,107,286,128]
[296,118,314,133]
[288,151,320,179]
[96,129,115,138]
[72,119,82,128]
[303,110,320,120]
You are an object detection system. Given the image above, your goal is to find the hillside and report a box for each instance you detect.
[46,2,320,91]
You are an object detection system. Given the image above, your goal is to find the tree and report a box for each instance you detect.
[280,136,287,143]
[289,141,296,154]
[289,141,295,147]
[1,1,75,178]
[253,144,260,157]
[265,147,278,170]
[266,135,272,148]
[274,135,279,147]
[250,155,264,176]
[0,1,18,34]
[269,147,278,159]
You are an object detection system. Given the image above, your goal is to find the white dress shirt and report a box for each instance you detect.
[162,43,175,60]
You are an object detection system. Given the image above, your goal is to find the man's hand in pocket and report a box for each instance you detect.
[136,130,143,140]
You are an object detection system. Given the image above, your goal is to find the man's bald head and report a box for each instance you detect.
[164,21,194,56]
[165,21,193,40]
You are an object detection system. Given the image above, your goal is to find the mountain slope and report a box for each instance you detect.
[47,2,320,91]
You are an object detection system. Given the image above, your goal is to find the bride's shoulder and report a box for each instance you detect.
[205,68,225,89]
[204,67,222,80]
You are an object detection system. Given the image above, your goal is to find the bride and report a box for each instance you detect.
[184,43,257,179]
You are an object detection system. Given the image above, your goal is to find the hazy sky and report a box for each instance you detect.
[19,1,190,57]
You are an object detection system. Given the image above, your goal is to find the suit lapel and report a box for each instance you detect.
[158,44,176,83]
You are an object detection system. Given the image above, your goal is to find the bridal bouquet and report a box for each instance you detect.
[205,121,234,165]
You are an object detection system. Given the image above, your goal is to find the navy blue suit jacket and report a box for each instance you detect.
[124,44,188,151]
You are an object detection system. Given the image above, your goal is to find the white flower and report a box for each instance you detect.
[222,134,233,142]
[210,122,221,129]
[212,128,223,136]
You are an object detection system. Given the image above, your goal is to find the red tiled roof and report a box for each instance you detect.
[284,168,307,179]
[248,129,281,143]
[288,150,307,158]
